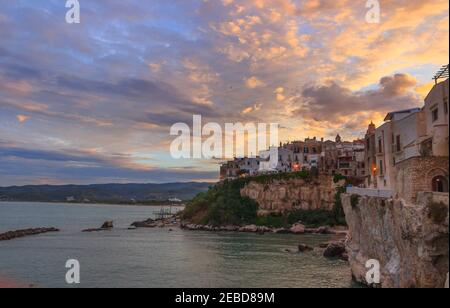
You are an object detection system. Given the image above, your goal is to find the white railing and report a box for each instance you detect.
[346,186,394,198]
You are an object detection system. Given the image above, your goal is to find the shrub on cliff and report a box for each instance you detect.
[287,209,339,228]
[333,186,347,225]
[182,178,259,226]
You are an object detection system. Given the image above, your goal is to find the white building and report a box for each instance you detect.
[371,77,449,191]
[259,147,294,173]
[374,108,421,190]
[424,78,449,157]
[237,157,261,176]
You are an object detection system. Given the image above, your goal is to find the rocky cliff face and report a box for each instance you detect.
[241,175,337,216]
[342,192,449,288]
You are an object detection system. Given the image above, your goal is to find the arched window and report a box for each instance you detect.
[432,176,449,193]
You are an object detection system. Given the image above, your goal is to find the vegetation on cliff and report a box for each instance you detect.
[182,177,259,225]
[182,171,348,227]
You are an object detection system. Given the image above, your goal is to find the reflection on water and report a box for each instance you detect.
[0,202,352,288]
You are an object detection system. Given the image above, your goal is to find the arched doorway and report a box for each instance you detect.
[432,176,449,193]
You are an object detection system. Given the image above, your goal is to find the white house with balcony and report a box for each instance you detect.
[259,147,295,173]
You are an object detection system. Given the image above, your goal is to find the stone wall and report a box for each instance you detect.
[342,192,449,288]
[241,175,337,216]
[395,156,449,203]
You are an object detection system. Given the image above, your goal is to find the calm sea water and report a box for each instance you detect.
[0,202,352,288]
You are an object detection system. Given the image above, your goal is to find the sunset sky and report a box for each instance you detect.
[0,0,449,185]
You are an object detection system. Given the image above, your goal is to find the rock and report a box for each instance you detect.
[316,226,330,234]
[131,218,157,228]
[239,225,259,232]
[319,242,331,249]
[240,175,338,215]
[298,244,314,252]
[0,228,59,241]
[82,221,113,232]
[342,191,449,288]
[340,252,349,262]
[223,225,239,232]
[101,221,114,229]
[323,241,346,259]
[290,223,306,234]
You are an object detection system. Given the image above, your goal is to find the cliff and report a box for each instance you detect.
[241,175,337,216]
[342,192,449,288]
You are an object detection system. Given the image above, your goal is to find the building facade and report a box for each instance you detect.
[365,76,449,201]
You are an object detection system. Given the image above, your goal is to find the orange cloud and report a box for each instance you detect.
[16,115,30,123]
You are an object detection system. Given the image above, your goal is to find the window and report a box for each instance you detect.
[366,139,370,150]
[378,139,383,153]
[304,147,309,154]
[432,176,449,193]
[432,108,439,122]
[379,160,383,176]
[396,135,401,152]
[444,101,448,115]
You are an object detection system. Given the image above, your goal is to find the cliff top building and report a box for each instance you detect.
[362,70,449,202]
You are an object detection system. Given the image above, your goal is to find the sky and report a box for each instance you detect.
[0,0,448,186]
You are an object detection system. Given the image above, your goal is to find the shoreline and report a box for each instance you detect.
[180,222,348,236]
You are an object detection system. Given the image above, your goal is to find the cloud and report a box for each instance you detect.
[242,103,262,114]
[294,73,422,131]
[16,115,30,123]
[0,144,218,186]
[245,76,265,89]
[0,0,447,185]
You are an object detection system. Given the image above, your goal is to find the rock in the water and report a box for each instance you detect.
[323,241,346,259]
[82,221,114,232]
[131,218,157,228]
[298,244,314,252]
[239,225,259,232]
[316,226,330,234]
[101,221,114,229]
[0,228,59,241]
[290,223,306,234]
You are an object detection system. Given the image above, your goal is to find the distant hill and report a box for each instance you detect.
[0,182,212,203]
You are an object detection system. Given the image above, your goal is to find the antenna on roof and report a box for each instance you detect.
[433,64,449,85]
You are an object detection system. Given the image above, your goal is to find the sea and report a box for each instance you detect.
[0,202,352,288]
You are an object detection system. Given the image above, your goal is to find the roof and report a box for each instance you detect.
[384,108,421,121]
[424,78,449,103]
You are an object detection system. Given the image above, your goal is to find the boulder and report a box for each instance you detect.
[131,219,157,228]
[316,226,331,234]
[298,244,314,253]
[323,241,347,259]
[101,221,114,229]
[239,225,259,232]
[83,221,114,232]
[290,223,306,234]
